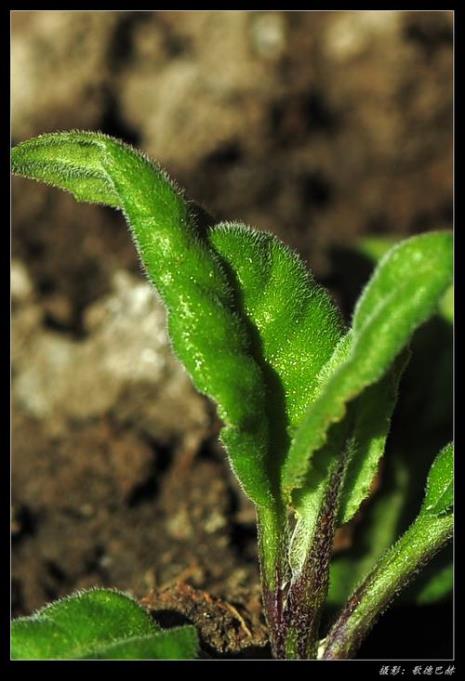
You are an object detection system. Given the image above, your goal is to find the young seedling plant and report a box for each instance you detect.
[11,132,453,660]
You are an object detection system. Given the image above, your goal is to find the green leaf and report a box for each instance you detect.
[422,442,454,515]
[358,235,454,325]
[282,231,453,501]
[12,132,272,507]
[338,350,409,525]
[352,232,452,332]
[11,588,199,660]
[11,132,121,207]
[12,132,346,515]
[209,224,344,480]
[207,223,351,584]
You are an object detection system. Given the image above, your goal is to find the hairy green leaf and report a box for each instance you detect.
[338,350,409,525]
[282,231,453,501]
[12,132,273,507]
[422,442,454,515]
[11,588,198,660]
[12,131,347,516]
[210,223,344,489]
[11,132,121,207]
[210,224,344,433]
[358,234,454,325]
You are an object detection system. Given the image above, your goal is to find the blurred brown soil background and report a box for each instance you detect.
[11,10,453,657]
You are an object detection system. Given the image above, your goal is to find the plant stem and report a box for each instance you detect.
[257,503,290,658]
[258,444,349,659]
[320,512,453,660]
[283,450,349,659]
